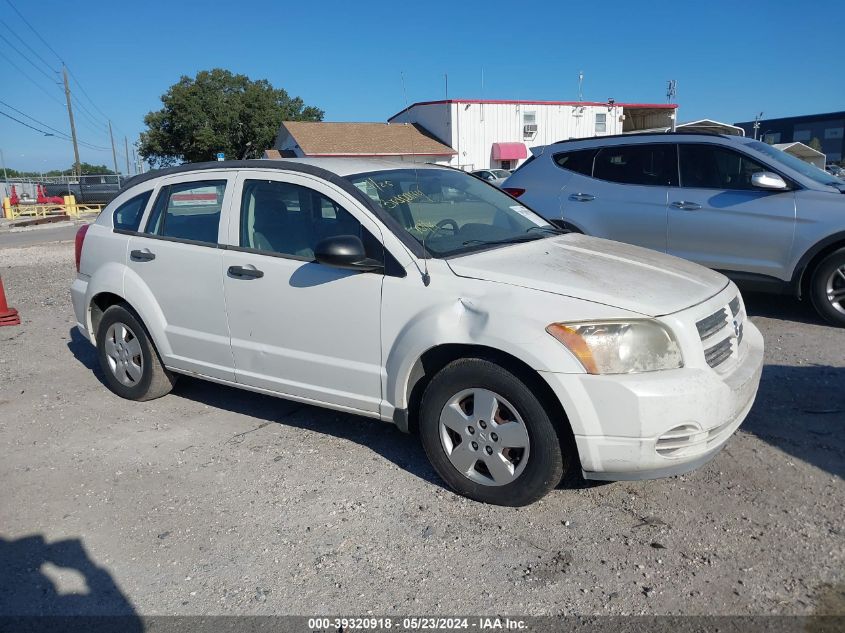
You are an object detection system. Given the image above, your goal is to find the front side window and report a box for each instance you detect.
[113,190,152,231]
[679,145,769,190]
[746,140,841,186]
[345,168,556,258]
[593,144,678,186]
[146,180,226,244]
[240,179,381,261]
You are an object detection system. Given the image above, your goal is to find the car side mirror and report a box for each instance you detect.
[314,235,382,272]
[751,171,788,190]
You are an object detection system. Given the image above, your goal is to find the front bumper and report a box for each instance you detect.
[540,319,764,480]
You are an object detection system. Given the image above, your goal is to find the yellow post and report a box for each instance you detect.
[1,197,10,219]
[63,195,78,218]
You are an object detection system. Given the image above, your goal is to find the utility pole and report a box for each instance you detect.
[62,65,81,178]
[124,137,130,175]
[108,121,119,174]
[0,148,7,182]
[753,112,763,140]
[138,135,145,173]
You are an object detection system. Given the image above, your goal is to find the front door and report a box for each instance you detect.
[126,175,235,380]
[221,171,384,414]
[668,143,797,280]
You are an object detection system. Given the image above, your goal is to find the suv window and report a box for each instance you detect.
[146,180,226,244]
[113,190,152,231]
[593,144,678,186]
[679,144,768,190]
[553,149,596,176]
[240,179,382,261]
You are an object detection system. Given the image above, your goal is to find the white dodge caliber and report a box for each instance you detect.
[72,159,764,506]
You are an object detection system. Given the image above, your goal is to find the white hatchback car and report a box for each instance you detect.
[72,159,764,506]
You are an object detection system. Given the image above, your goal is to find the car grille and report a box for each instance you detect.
[697,296,745,369]
[656,419,737,458]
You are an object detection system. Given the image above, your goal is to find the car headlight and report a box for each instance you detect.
[546,320,683,374]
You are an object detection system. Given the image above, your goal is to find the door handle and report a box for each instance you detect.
[568,193,596,202]
[670,201,702,211]
[228,265,264,279]
[130,248,155,262]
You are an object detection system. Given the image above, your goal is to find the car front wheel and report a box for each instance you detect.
[810,247,845,327]
[419,358,566,506]
[95,304,176,400]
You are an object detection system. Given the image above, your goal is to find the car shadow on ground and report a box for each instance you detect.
[742,291,827,326]
[0,534,141,629]
[742,363,845,479]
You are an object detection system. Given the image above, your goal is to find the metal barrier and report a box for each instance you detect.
[1,195,102,220]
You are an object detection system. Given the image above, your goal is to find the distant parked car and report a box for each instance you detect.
[44,174,124,205]
[471,169,511,187]
[72,158,763,506]
[826,164,845,178]
[504,132,845,326]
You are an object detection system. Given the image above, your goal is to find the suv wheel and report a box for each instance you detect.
[95,304,176,400]
[419,358,565,506]
[810,247,845,327]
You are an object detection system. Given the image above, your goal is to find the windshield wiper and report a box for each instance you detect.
[526,225,565,235]
[462,234,546,247]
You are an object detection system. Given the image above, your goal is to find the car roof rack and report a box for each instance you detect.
[551,131,729,145]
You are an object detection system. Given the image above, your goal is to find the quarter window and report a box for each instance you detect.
[553,149,597,177]
[112,190,152,231]
[145,180,226,244]
[593,144,678,186]
[240,179,382,262]
[679,145,768,190]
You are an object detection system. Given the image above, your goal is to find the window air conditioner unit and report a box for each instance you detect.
[523,124,538,133]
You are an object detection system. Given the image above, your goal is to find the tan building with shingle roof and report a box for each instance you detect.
[269,121,456,163]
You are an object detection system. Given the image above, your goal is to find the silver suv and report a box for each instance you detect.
[504,132,845,326]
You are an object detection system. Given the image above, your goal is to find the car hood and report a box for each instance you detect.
[446,234,729,317]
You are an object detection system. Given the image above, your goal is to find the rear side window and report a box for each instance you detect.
[679,144,768,190]
[593,144,678,186]
[145,180,226,245]
[553,149,596,176]
[112,191,152,231]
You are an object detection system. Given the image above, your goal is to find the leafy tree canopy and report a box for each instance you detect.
[3,163,113,178]
[139,68,323,167]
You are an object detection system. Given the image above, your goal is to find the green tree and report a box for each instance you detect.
[77,163,114,175]
[808,137,823,152]
[139,69,323,167]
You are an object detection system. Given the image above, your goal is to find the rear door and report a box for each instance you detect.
[126,173,236,380]
[668,143,797,279]
[557,143,675,252]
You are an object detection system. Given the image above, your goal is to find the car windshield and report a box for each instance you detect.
[346,168,557,257]
[491,169,511,178]
[747,140,844,187]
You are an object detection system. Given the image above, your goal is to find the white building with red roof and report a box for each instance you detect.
[388,99,678,171]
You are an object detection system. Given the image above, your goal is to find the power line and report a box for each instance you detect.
[0,102,112,151]
[0,49,66,107]
[0,33,61,85]
[4,0,64,65]
[67,68,111,122]
[0,18,58,73]
[0,98,69,137]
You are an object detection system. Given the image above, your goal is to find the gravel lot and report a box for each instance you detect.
[0,234,842,619]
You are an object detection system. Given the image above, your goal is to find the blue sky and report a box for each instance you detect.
[0,0,841,172]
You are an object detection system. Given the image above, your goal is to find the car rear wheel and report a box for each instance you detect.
[95,304,176,400]
[419,358,565,506]
[810,248,845,327]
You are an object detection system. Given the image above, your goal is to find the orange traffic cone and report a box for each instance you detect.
[0,275,20,326]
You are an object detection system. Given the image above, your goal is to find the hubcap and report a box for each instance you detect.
[438,388,530,487]
[826,266,845,315]
[104,322,143,386]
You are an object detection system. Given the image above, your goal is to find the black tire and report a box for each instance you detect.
[95,304,176,401]
[419,358,566,506]
[809,247,845,327]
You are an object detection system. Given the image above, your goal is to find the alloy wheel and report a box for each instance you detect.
[103,322,144,386]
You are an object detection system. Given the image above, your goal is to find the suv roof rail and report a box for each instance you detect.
[551,131,728,145]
